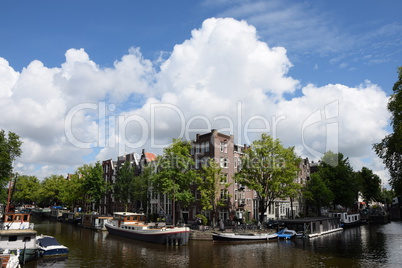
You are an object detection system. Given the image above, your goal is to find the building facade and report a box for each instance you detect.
[96,130,314,225]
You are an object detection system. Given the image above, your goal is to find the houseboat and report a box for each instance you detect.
[59,212,81,225]
[0,212,39,264]
[0,229,39,264]
[279,217,343,238]
[105,212,190,246]
[328,211,361,228]
[81,214,113,231]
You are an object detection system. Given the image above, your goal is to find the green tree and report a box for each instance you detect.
[319,151,359,209]
[358,167,382,203]
[13,175,40,205]
[379,188,395,206]
[38,175,66,206]
[134,164,151,212]
[0,130,22,202]
[235,134,300,223]
[80,162,108,212]
[151,138,197,225]
[303,173,334,216]
[114,161,136,212]
[60,173,84,210]
[197,159,230,227]
[374,67,402,195]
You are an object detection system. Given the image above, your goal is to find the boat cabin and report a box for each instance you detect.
[328,211,360,225]
[113,212,146,223]
[0,213,32,230]
[0,229,37,249]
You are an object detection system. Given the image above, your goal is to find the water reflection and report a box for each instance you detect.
[25,219,402,267]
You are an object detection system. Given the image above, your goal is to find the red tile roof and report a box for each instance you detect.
[145,152,157,162]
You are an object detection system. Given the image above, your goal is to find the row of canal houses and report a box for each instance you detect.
[96,129,315,226]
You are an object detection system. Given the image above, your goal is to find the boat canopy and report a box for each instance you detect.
[38,237,61,247]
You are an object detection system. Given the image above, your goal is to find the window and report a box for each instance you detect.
[220,173,228,184]
[8,236,17,242]
[220,142,227,153]
[220,189,228,200]
[205,142,209,152]
[220,158,228,168]
[196,144,200,154]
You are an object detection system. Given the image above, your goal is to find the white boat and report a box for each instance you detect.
[37,235,69,257]
[0,229,39,264]
[105,212,190,246]
[328,211,361,228]
[212,232,278,243]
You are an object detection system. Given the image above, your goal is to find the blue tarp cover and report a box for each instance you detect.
[38,237,61,247]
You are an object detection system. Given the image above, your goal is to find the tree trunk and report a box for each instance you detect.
[259,199,265,223]
[290,197,294,219]
[172,197,176,227]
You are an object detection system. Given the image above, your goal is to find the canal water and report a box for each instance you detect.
[24,218,402,268]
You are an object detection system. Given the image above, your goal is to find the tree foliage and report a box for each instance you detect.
[114,161,136,211]
[235,134,300,223]
[60,173,84,209]
[13,175,40,205]
[0,130,22,202]
[38,175,66,206]
[151,139,198,224]
[197,159,230,225]
[80,162,108,211]
[316,151,359,209]
[303,173,333,215]
[358,167,382,203]
[134,164,151,211]
[374,66,402,195]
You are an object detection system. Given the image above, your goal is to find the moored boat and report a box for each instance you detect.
[328,211,361,228]
[37,235,69,257]
[81,214,113,231]
[276,228,297,239]
[0,229,40,264]
[105,212,190,246]
[212,232,278,243]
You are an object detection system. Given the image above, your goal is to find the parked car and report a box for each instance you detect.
[265,220,284,229]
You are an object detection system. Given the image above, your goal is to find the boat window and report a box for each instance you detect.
[8,236,17,242]
[23,237,31,242]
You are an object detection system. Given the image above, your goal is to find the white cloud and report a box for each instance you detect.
[0,17,390,184]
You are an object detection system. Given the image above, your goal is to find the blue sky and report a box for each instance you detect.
[2,1,401,91]
[0,0,401,186]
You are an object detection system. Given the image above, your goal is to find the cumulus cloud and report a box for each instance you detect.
[0,17,390,182]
